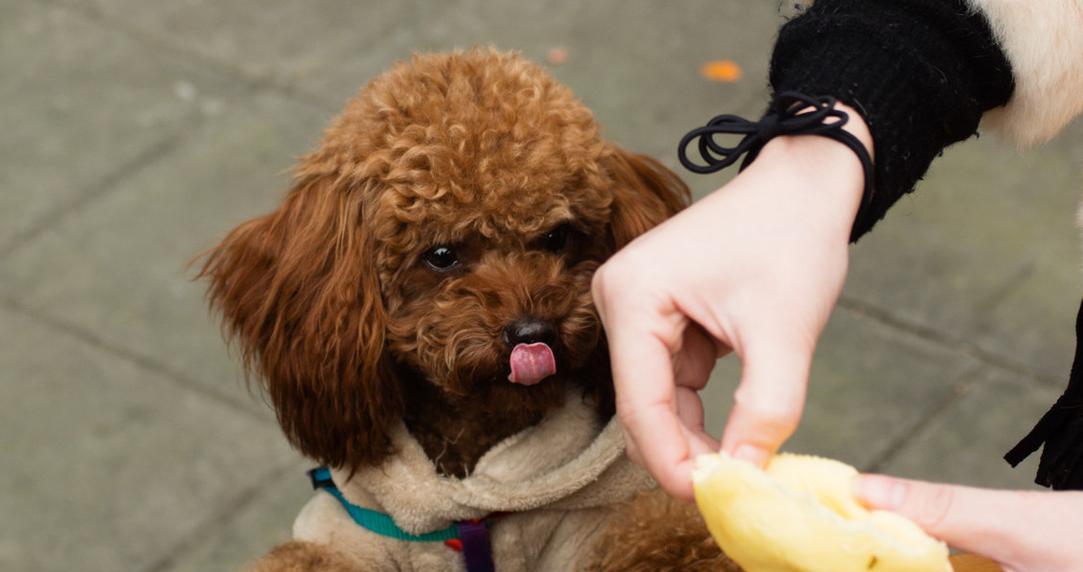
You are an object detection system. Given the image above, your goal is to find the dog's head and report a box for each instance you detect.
[202,48,689,470]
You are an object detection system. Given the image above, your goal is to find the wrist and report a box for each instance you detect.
[764,101,872,158]
[747,141,864,224]
[750,102,871,231]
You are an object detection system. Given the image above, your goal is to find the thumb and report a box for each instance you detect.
[857,475,1027,559]
[720,338,810,467]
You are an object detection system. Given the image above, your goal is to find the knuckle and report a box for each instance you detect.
[616,403,649,429]
[594,259,627,286]
[733,396,801,435]
[590,263,609,291]
[911,483,956,531]
[624,439,643,466]
[590,271,606,300]
[759,412,800,436]
[659,479,690,501]
[590,264,622,303]
[596,249,649,288]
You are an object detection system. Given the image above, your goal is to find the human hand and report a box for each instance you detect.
[859,474,1083,572]
[592,105,872,499]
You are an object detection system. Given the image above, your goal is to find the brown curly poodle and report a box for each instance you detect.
[202,47,738,571]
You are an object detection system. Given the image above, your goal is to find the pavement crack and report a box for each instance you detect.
[0,296,270,424]
[837,295,1062,389]
[43,0,338,113]
[862,365,982,473]
[139,459,300,572]
[974,259,1036,317]
[0,132,187,259]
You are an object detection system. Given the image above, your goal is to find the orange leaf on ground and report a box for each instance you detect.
[546,47,568,66]
[700,60,743,82]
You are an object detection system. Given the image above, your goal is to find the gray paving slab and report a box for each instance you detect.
[159,459,314,572]
[296,0,780,174]
[701,306,978,471]
[64,0,779,195]
[59,0,446,100]
[7,0,1083,569]
[1,92,330,412]
[0,2,237,253]
[1063,120,1083,157]
[845,126,1083,383]
[974,124,1083,382]
[879,367,1058,490]
[0,305,300,572]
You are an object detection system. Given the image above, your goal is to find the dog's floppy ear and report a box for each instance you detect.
[200,172,400,471]
[603,146,691,249]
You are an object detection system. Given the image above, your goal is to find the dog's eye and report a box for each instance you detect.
[422,246,459,271]
[539,225,570,253]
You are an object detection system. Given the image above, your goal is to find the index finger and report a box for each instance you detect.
[606,309,697,499]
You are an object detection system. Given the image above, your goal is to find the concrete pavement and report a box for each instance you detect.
[3,1,1081,569]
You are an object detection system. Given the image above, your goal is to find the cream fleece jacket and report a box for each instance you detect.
[291,393,654,571]
[950,1,1083,251]
[968,0,1083,147]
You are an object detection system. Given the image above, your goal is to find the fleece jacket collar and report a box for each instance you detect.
[328,390,651,535]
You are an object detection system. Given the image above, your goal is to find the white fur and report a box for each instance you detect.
[969,0,1083,147]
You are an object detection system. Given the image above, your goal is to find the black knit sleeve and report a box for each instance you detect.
[770,0,1014,239]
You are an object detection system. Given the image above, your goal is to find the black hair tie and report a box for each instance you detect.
[677,91,874,242]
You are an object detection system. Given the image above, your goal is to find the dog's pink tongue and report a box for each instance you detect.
[508,343,557,385]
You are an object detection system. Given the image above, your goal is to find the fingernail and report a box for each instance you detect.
[857,474,905,510]
[733,444,769,467]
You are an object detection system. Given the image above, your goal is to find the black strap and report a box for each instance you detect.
[677,91,875,242]
[1004,298,1083,490]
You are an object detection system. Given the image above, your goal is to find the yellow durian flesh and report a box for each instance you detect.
[692,453,952,572]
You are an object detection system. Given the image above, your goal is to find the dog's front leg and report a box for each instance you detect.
[245,541,371,572]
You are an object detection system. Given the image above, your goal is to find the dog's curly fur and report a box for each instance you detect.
[202,47,687,476]
[204,48,732,570]
[589,490,741,572]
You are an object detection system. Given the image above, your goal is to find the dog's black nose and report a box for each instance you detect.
[503,319,556,347]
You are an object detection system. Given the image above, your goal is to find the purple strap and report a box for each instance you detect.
[456,520,495,572]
